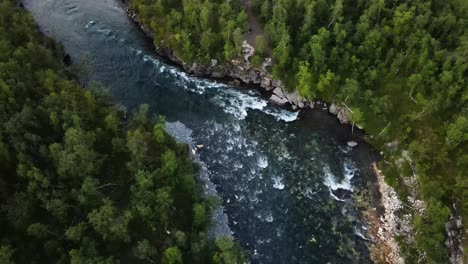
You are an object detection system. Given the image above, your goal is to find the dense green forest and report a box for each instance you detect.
[0,1,245,263]
[129,0,468,263]
[128,0,248,62]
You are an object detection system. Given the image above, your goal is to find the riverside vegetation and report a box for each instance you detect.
[128,0,467,263]
[0,1,246,263]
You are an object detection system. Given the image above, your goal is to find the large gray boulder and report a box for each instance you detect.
[261,77,272,88]
[269,94,289,106]
[285,90,305,108]
[273,87,286,99]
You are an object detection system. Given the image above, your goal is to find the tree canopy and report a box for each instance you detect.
[0,1,245,263]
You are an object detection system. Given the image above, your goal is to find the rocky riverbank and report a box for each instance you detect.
[365,163,405,264]
[119,0,354,125]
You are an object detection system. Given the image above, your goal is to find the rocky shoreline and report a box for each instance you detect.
[119,1,354,124]
[119,2,409,263]
[366,163,405,264]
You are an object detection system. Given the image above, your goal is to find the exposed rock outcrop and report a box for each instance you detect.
[445,214,464,264]
[369,163,405,264]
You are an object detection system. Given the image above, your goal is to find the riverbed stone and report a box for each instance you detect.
[347,141,358,147]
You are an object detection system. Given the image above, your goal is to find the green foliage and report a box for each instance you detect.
[130,0,246,62]
[212,237,246,264]
[161,247,183,264]
[0,2,245,263]
[255,35,267,56]
[0,245,14,264]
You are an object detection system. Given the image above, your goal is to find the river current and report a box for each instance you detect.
[24,0,377,263]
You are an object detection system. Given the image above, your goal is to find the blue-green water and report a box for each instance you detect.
[25,1,377,263]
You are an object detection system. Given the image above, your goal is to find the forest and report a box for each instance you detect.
[0,1,245,263]
[128,0,468,263]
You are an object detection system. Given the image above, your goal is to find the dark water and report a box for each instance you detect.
[24,0,378,263]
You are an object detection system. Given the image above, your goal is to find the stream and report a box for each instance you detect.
[24,0,378,263]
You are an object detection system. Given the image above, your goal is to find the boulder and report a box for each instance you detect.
[212,70,225,78]
[273,87,286,98]
[269,94,289,106]
[253,75,262,84]
[347,141,358,147]
[285,90,305,108]
[261,77,272,88]
[211,59,218,67]
[238,73,251,84]
[329,103,339,115]
[248,71,258,83]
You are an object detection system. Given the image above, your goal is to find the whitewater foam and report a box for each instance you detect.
[323,159,357,200]
[272,175,285,190]
[85,20,95,29]
[257,155,269,169]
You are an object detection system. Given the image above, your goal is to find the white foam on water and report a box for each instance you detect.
[354,226,370,241]
[323,160,357,201]
[272,175,285,190]
[213,89,268,120]
[265,211,274,222]
[119,45,298,122]
[257,155,269,169]
[264,108,300,122]
[85,20,95,29]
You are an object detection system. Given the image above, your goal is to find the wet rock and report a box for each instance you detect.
[211,59,218,67]
[347,141,358,147]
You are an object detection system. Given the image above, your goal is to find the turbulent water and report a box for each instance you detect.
[25,0,378,263]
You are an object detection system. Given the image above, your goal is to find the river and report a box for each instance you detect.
[24,0,378,263]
